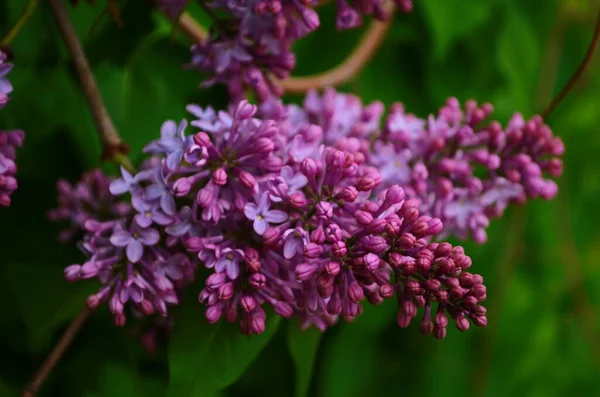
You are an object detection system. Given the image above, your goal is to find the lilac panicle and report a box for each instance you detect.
[53,87,565,339]
[50,162,196,325]
[0,49,24,207]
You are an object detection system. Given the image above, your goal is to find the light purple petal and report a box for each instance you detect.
[166,150,183,170]
[264,210,287,223]
[283,239,298,259]
[120,287,130,303]
[161,193,176,215]
[161,120,177,139]
[177,120,188,140]
[256,192,269,213]
[253,218,268,235]
[281,166,293,180]
[109,179,130,195]
[131,195,147,212]
[165,221,190,236]
[226,261,240,279]
[0,79,13,94]
[145,184,164,200]
[214,257,227,273]
[244,203,258,220]
[138,228,160,246]
[110,231,132,247]
[130,285,144,303]
[134,213,153,228]
[126,240,144,263]
[152,210,173,225]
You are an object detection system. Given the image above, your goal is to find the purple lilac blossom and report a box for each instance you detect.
[52,88,565,338]
[0,50,24,207]
[280,88,564,244]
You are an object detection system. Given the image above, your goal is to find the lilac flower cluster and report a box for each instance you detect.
[292,89,564,243]
[169,0,412,102]
[0,49,24,207]
[61,92,567,339]
[51,164,196,326]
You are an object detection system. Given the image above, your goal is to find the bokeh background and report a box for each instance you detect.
[1,0,599,396]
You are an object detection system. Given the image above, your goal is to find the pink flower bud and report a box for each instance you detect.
[304,242,322,258]
[379,284,395,298]
[364,253,380,271]
[212,168,228,186]
[355,210,373,226]
[64,265,81,281]
[456,314,470,332]
[310,227,325,244]
[240,296,257,313]
[274,301,293,317]
[206,306,222,324]
[316,201,333,219]
[355,177,375,191]
[338,186,358,202]
[325,261,340,276]
[262,227,280,246]
[238,171,256,188]
[295,263,316,281]
[301,158,318,177]
[348,283,364,303]
[332,241,347,258]
[218,283,234,300]
[173,177,192,197]
[289,192,307,208]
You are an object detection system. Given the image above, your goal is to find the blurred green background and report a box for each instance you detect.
[1,0,599,396]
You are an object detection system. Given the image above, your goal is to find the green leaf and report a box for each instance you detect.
[3,263,97,353]
[495,3,541,115]
[168,294,281,397]
[421,0,494,60]
[287,323,321,397]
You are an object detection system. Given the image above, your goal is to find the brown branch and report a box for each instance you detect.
[280,4,395,93]
[171,3,396,93]
[49,0,132,170]
[178,11,208,41]
[21,308,93,397]
[1,0,39,46]
[541,7,600,119]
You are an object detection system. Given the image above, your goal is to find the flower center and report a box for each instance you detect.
[133,232,139,239]
[145,212,152,218]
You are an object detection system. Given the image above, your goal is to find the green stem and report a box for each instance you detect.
[1,0,39,46]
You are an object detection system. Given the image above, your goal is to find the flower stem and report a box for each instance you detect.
[541,7,600,119]
[21,307,93,397]
[0,0,38,47]
[48,0,133,171]
[279,3,395,93]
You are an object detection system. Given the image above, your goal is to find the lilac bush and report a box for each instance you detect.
[50,88,564,338]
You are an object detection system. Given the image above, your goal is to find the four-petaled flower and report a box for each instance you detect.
[244,192,288,235]
[214,248,245,279]
[109,166,152,196]
[110,224,160,263]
